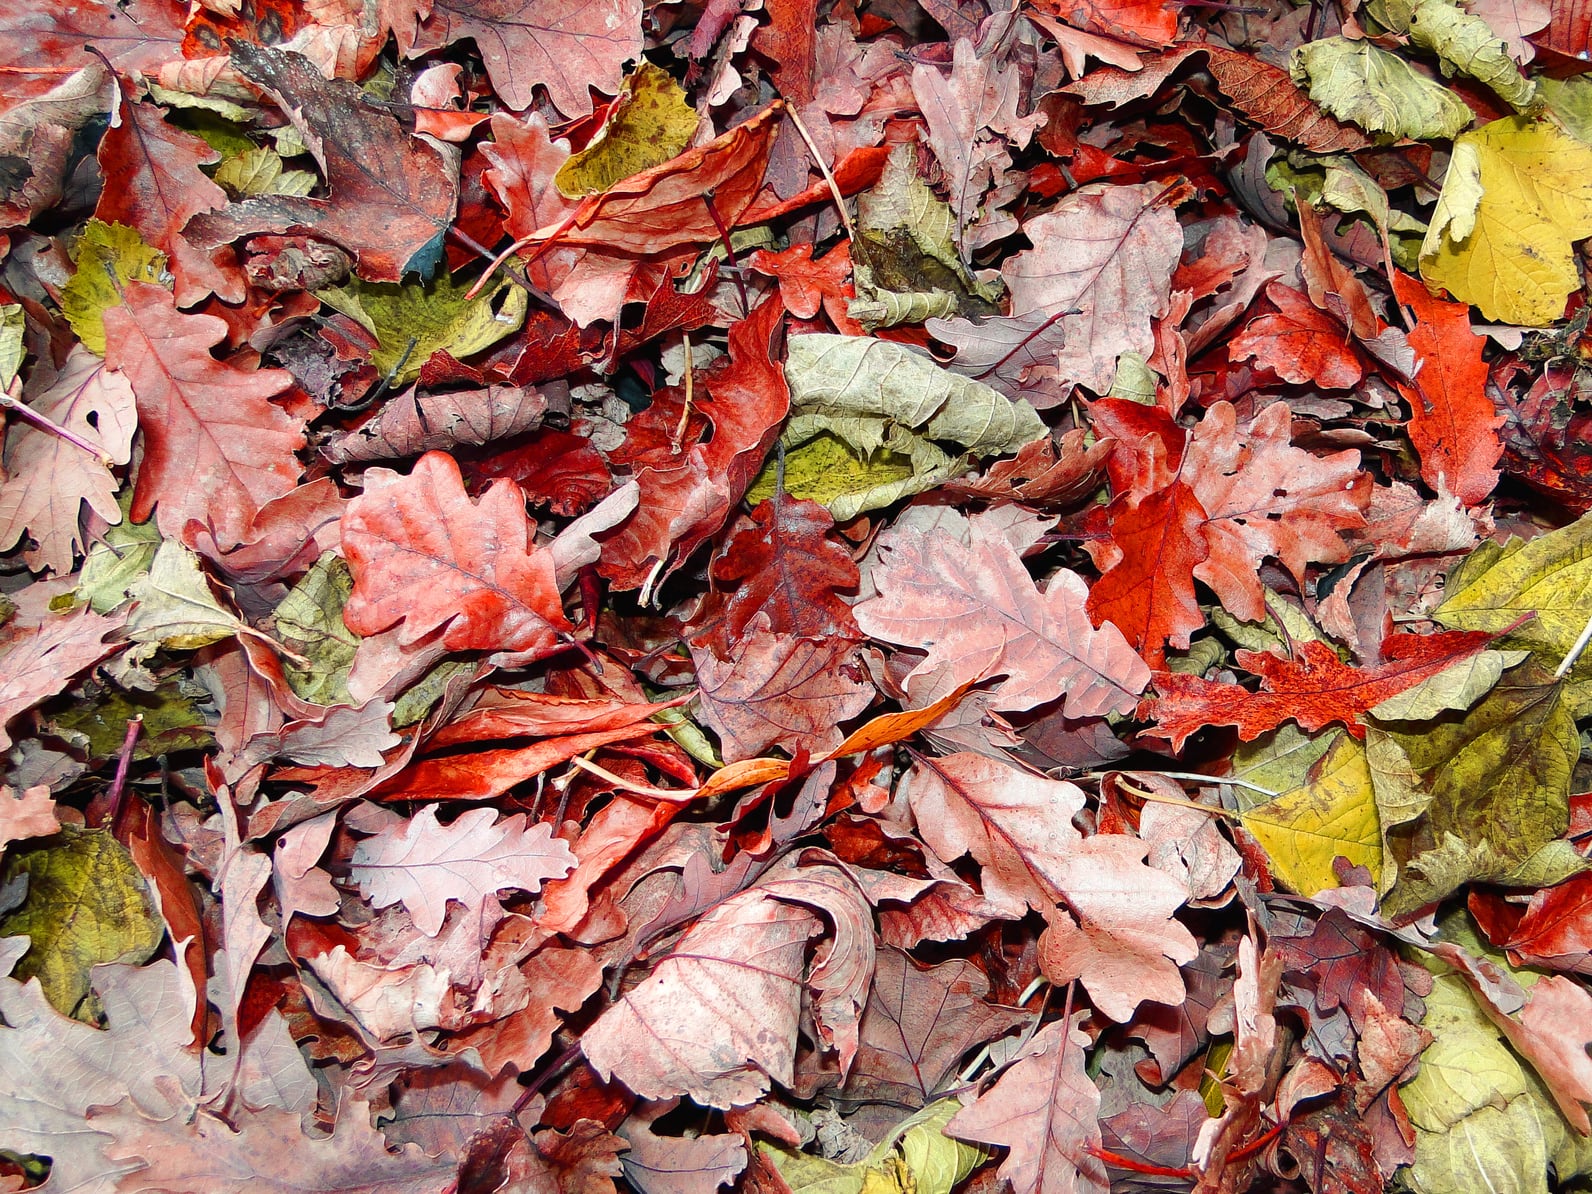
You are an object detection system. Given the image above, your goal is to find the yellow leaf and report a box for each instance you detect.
[554,62,698,198]
[60,221,168,356]
[1239,733,1381,896]
[1420,116,1592,324]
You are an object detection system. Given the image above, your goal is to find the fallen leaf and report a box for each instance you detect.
[350,803,576,936]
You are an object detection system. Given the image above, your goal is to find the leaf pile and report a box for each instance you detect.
[3,1,1592,1192]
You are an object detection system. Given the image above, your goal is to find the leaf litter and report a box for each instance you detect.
[2,0,1592,1191]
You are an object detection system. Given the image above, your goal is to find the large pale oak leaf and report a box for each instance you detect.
[0,348,135,575]
[908,753,1196,1020]
[103,283,302,548]
[390,0,642,116]
[1000,182,1183,393]
[947,1018,1109,1194]
[854,511,1148,717]
[340,451,575,665]
[349,803,575,936]
[581,887,819,1108]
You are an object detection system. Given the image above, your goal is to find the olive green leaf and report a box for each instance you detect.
[763,1099,986,1194]
[1289,38,1474,141]
[755,335,1044,519]
[214,146,317,198]
[46,680,210,763]
[316,270,528,386]
[272,552,360,708]
[1239,733,1381,897]
[0,826,164,1018]
[1368,0,1537,112]
[1372,660,1583,917]
[125,540,246,651]
[75,494,160,615]
[60,221,169,356]
[0,303,23,393]
[1433,509,1592,714]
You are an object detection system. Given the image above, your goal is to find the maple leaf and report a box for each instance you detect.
[855,508,1150,717]
[349,803,576,936]
[187,43,459,281]
[1144,632,1495,748]
[1392,270,1505,507]
[340,450,575,665]
[948,1018,1110,1194]
[103,282,303,549]
[0,347,136,575]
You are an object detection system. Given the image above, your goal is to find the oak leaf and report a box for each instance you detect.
[947,1018,1110,1194]
[340,451,575,665]
[0,348,136,575]
[349,803,576,936]
[103,282,303,548]
[856,509,1149,716]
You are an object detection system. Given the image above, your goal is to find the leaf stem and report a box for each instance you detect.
[1083,769,1279,799]
[783,103,857,241]
[1555,608,1592,678]
[103,715,143,832]
[0,388,116,468]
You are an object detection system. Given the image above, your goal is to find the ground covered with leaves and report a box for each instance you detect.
[5,0,1592,1190]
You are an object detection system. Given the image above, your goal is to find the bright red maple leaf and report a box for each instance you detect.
[1143,631,1494,748]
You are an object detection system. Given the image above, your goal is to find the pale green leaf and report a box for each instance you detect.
[1290,38,1474,141]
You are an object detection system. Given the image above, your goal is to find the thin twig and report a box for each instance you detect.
[568,754,696,801]
[0,389,116,468]
[1555,608,1592,679]
[699,191,750,317]
[1083,769,1279,799]
[104,716,143,832]
[784,103,856,241]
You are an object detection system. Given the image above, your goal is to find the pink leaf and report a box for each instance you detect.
[350,804,576,936]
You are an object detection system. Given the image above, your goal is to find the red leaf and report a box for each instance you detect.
[692,498,861,651]
[748,242,863,334]
[581,887,819,1108]
[1086,481,1211,667]
[1392,270,1504,507]
[598,299,789,589]
[1031,0,1176,44]
[187,43,458,282]
[340,451,574,665]
[1501,870,1592,971]
[856,510,1150,716]
[103,282,303,547]
[0,0,185,118]
[1142,631,1494,749]
[1229,282,1363,389]
[503,103,781,258]
[96,95,244,305]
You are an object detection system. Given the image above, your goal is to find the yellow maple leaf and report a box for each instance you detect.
[1420,116,1592,325]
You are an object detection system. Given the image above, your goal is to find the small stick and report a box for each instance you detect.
[699,191,750,317]
[1556,608,1592,679]
[1084,769,1280,799]
[104,716,144,832]
[784,103,857,241]
[569,754,696,801]
[673,330,695,451]
[0,389,116,468]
